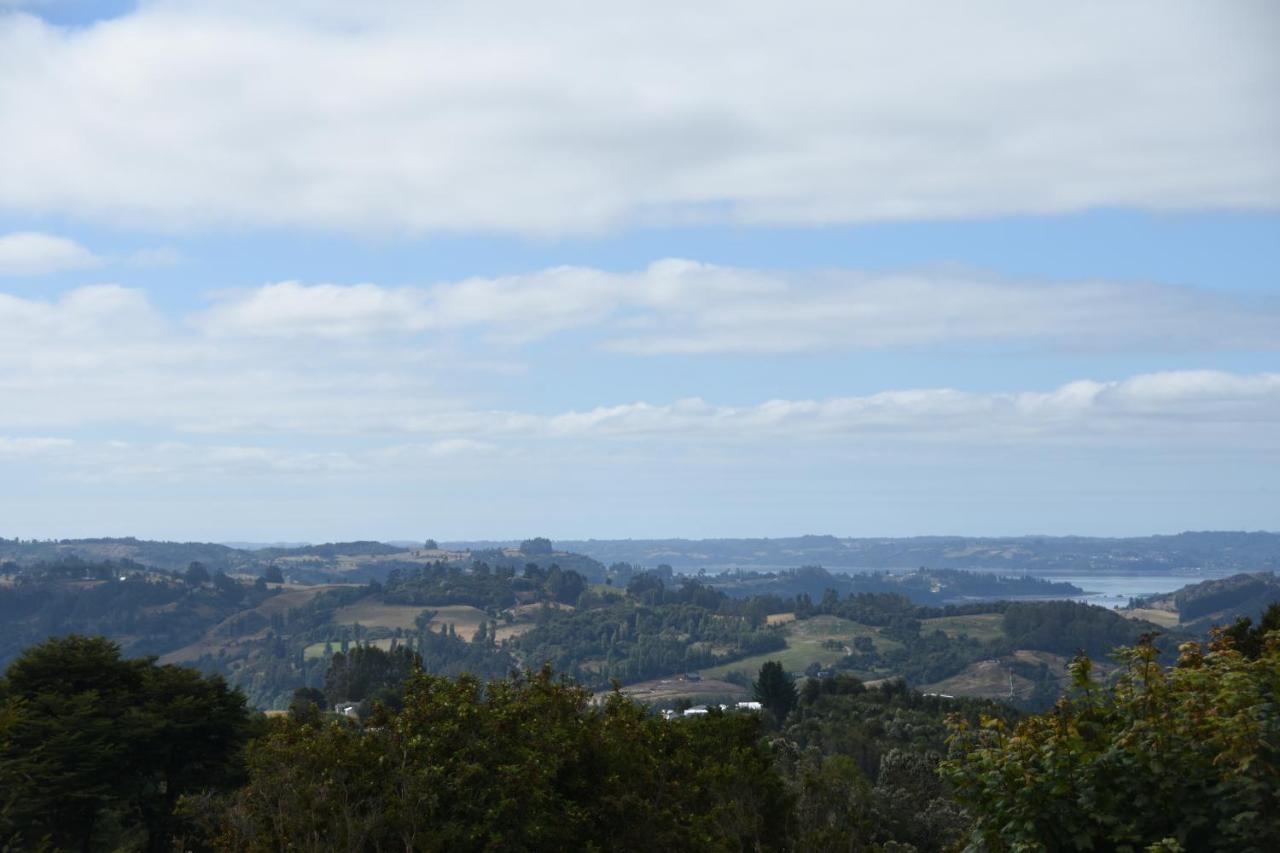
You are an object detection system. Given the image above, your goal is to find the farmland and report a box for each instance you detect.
[700,615,900,680]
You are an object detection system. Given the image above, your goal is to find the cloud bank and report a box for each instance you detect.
[1,1,1276,235]
[202,260,1279,354]
[1,277,1277,450]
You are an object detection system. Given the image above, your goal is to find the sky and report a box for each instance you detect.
[1,0,1278,542]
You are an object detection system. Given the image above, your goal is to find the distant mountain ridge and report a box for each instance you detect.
[450,531,1280,574]
[4,531,1276,577]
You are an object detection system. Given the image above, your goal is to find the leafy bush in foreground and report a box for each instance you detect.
[943,631,1280,852]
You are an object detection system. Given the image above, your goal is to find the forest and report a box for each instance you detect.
[1,611,1276,851]
[1,544,1278,849]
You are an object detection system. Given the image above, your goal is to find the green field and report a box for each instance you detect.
[699,615,901,679]
[920,613,1005,642]
[331,599,434,630]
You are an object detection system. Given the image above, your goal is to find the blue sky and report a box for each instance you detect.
[1,1,1277,541]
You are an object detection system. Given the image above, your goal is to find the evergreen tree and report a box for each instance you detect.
[753,660,799,723]
[0,636,250,851]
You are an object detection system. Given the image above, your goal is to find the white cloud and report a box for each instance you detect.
[3,370,1276,489]
[1,2,1276,235]
[0,231,101,275]
[2,279,1276,455]
[533,372,1280,447]
[200,260,1280,354]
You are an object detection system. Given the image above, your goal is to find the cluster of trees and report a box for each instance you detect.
[381,561,519,609]
[321,645,422,713]
[1001,599,1158,658]
[381,561,592,609]
[514,601,786,689]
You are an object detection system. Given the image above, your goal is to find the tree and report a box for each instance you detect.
[943,633,1280,851]
[0,635,251,851]
[754,660,798,723]
[519,536,554,556]
[546,566,586,604]
[184,561,210,585]
[1220,601,1280,660]
[262,563,285,584]
[288,686,327,723]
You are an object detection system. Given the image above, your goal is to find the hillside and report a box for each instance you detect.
[6,531,1276,581]
[1124,571,1280,633]
[0,550,1194,711]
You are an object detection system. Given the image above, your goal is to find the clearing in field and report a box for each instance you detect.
[920,658,1027,700]
[921,649,1099,700]
[699,615,899,679]
[1120,607,1179,628]
[920,613,1005,642]
[329,599,492,639]
[331,597,433,630]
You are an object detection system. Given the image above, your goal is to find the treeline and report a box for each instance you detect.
[381,561,519,608]
[514,601,785,689]
[380,560,591,609]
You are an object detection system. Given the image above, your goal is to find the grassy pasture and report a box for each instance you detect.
[1120,607,1180,628]
[331,598,432,630]
[920,658,1023,700]
[920,613,1005,642]
[700,615,899,679]
[329,599,493,638]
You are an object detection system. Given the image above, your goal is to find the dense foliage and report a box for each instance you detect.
[944,633,1280,851]
[514,600,785,689]
[0,636,253,851]
[1001,599,1161,658]
[209,666,791,851]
